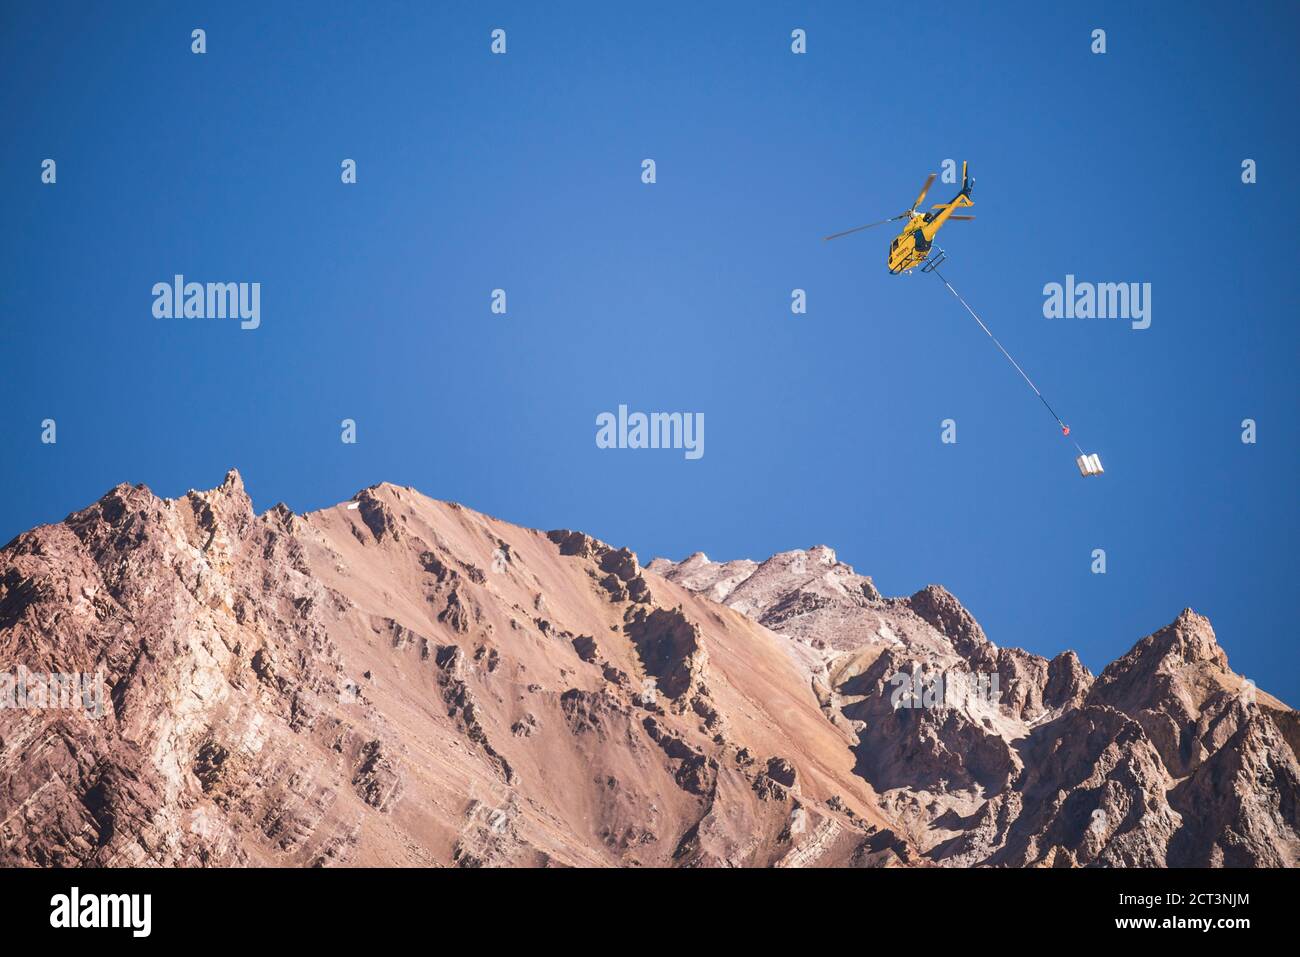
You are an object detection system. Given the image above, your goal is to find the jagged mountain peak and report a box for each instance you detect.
[905,583,992,657]
[1088,609,1233,717]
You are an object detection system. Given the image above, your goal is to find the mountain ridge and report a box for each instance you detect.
[1,469,1295,868]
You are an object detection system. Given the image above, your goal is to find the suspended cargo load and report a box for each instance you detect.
[1076,453,1104,477]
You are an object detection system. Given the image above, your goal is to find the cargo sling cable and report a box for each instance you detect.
[929,266,1103,476]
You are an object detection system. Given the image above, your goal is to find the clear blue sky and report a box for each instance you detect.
[3,2,1297,701]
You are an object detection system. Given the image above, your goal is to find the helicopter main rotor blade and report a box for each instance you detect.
[912,173,937,211]
[823,214,907,241]
[947,215,975,220]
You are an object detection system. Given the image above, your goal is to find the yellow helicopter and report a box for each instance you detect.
[825,162,974,273]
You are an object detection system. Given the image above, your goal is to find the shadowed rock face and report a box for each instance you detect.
[1,472,1294,868]
[651,550,1300,867]
[0,472,899,868]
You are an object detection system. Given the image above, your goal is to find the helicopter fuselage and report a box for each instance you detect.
[887,214,936,274]
[888,201,969,274]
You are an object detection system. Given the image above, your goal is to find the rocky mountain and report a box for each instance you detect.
[0,471,902,867]
[650,548,1300,867]
[0,470,1294,867]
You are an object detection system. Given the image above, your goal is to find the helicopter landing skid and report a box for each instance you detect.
[920,248,947,273]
